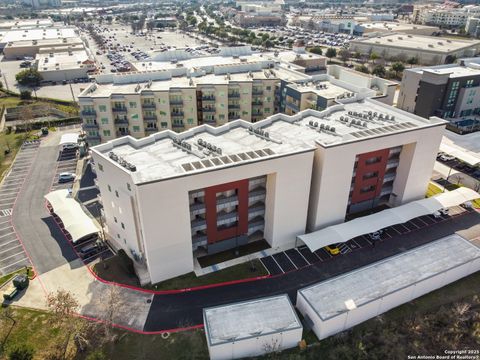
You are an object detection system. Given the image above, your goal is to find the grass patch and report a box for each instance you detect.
[426,182,442,197]
[0,267,32,288]
[148,259,267,291]
[93,254,267,291]
[197,239,270,267]
[0,131,28,180]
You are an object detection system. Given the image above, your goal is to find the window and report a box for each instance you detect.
[114,217,117,223]
[219,114,225,120]
[101,118,108,125]
[98,163,104,172]
[127,183,131,191]
[103,130,111,137]
[242,111,249,115]
[363,171,379,180]
[99,105,107,112]
[131,114,139,120]
[133,126,140,132]
[266,86,271,91]
[108,185,111,192]
[115,190,119,198]
[121,222,125,229]
[129,102,137,108]
[264,108,271,113]
[187,118,194,125]
[360,185,376,193]
[160,111,167,116]
[365,156,381,165]
[161,122,168,128]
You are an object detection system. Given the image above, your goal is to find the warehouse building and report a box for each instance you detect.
[349,33,480,65]
[35,47,96,81]
[204,295,302,360]
[91,99,446,283]
[398,58,480,124]
[296,234,480,340]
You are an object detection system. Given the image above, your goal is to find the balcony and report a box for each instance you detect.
[169,99,183,105]
[83,122,99,130]
[112,106,127,114]
[192,234,207,247]
[145,127,158,133]
[202,95,215,101]
[252,111,263,117]
[172,122,184,129]
[202,107,216,113]
[191,218,207,232]
[81,110,96,117]
[114,118,129,125]
[252,89,263,96]
[228,92,241,98]
[144,114,157,121]
[142,103,156,109]
[228,104,240,109]
[203,119,216,125]
[116,130,130,137]
[286,101,300,112]
[171,111,184,117]
[86,134,101,141]
[252,101,263,106]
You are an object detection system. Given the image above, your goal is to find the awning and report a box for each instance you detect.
[440,142,480,167]
[298,187,480,252]
[45,189,99,243]
[60,133,79,146]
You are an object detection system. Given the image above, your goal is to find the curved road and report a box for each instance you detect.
[12,133,480,332]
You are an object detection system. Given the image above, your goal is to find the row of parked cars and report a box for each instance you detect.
[436,152,480,179]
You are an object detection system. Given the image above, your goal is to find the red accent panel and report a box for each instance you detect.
[204,179,249,244]
[351,148,390,204]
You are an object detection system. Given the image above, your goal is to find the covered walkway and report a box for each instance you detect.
[298,187,480,252]
[45,189,99,243]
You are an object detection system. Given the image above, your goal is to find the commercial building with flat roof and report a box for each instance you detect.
[361,21,438,36]
[398,58,480,127]
[204,294,302,360]
[90,99,446,283]
[297,234,480,340]
[35,48,96,81]
[350,33,480,65]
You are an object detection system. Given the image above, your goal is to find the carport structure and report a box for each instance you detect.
[45,189,99,243]
[298,187,480,252]
[440,142,480,167]
[59,133,79,151]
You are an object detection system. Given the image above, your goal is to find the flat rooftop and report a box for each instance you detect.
[298,234,480,321]
[408,62,480,78]
[37,49,91,72]
[1,27,77,43]
[353,34,480,52]
[287,80,354,99]
[203,294,302,346]
[4,36,84,49]
[361,21,438,33]
[92,100,445,184]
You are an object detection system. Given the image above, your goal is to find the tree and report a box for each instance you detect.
[369,52,379,64]
[20,90,32,100]
[309,47,323,55]
[8,345,34,360]
[338,48,351,64]
[407,56,418,67]
[325,47,337,63]
[355,64,369,74]
[15,69,42,86]
[391,62,405,78]
[372,64,386,78]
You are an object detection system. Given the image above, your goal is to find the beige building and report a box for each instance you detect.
[36,47,95,81]
[350,33,480,64]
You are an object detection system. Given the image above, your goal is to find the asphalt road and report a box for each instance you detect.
[144,210,480,331]
[12,141,78,274]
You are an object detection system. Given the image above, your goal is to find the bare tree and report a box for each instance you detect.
[98,286,123,343]
[17,106,35,137]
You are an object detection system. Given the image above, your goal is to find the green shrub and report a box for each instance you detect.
[8,344,34,360]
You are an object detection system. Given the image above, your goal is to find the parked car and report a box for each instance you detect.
[324,244,340,255]
[58,172,76,183]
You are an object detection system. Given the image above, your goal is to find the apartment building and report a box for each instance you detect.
[412,4,480,28]
[90,100,446,284]
[398,58,480,121]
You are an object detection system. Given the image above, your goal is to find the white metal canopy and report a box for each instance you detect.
[45,189,99,243]
[298,187,480,252]
[440,142,480,166]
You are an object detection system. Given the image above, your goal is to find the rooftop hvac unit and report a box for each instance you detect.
[330,127,335,133]
[363,121,367,127]
[320,124,325,129]
[314,122,318,127]
[324,125,330,131]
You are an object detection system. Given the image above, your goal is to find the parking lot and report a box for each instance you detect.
[0,141,40,275]
[260,205,468,275]
[50,147,78,192]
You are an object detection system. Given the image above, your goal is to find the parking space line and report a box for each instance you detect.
[296,249,310,265]
[283,252,298,270]
[0,251,25,261]
[0,244,21,255]
[0,232,15,239]
[0,257,29,271]
[0,225,13,231]
[407,220,420,229]
[270,255,285,273]
[0,239,18,247]
[416,217,429,226]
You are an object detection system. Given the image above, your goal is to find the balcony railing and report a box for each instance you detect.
[83,123,99,129]
[86,134,101,141]
[252,101,263,106]
[112,106,128,113]
[114,118,129,125]
[228,93,241,98]
[252,89,263,96]
[144,114,157,121]
[228,104,240,109]
[142,103,156,109]
[286,101,300,112]
[172,122,184,128]
[145,127,158,133]
[202,95,215,101]
[202,107,215,113]
[171,111,184,117]
[203,119,216,125]
[169,99,183,105]
[116,130,130,137]
[81,110,96,117]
